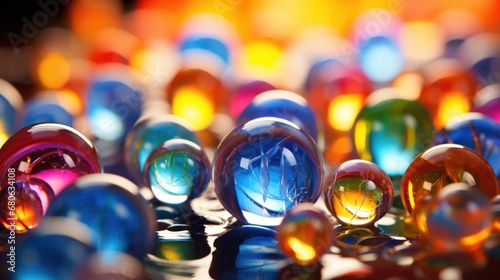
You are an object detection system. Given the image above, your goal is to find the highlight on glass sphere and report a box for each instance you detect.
[142,139,210,205]
[400,144,498,215]
[212,117,324,226]
[323,159,394,226]
[124,114,200,182]
[352,97,434,177]
[236,89,319,143]
[45,173,157,259]
[276,203,334,265]
[422,183,492,252]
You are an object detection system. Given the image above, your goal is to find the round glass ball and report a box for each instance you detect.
[143,139,210,204]
[323,159,394,226]
[401,144,498,214]
[212,117,324,226]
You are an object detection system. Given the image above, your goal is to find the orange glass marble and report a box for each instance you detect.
[401,144,498,215]
[323,160,394,226]
[276,204,334,264]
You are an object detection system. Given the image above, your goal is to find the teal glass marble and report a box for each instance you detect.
[212,117,324,226]
[352,98,434,177]
[124,114,200,182]
[433,113,500,185]
[237,90,319,142]
[45,173,157,259]
[143,139,210,204]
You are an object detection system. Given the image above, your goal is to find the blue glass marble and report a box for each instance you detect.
[124,114,200,182]
[359,36,404,83]
[179,35,230,65]
[433,113,500,185]
[86,73,142,142]
[352,98,434,177]
[143,139,210,205]
[15,217,95,280]
[471,56,500,87]
[20,99,73,128]
[0,79,23,145]
[237,90,319,142]
[45,173,157,259]
[212,117,324,225]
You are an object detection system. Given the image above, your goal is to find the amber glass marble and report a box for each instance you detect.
[401,144,498,215]
[276,204,334,264]
[323,160,394,226]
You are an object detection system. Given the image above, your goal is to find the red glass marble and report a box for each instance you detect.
[276,203,334,264]
[323,160,394,226]
[401,144,498,215]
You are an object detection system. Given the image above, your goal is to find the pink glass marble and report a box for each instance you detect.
[229,80,276,119]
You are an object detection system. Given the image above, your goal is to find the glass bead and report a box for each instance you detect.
[124,114,200,182]
[0,123,102,196]
[212,117,324,226]
[166,68,225,131]
[143,139,210,204]
[237,90,319,143]
[0,79,23,147]
[15,217,96,280]
[424,183,492,251]
[433,113,500,185]
[352,98,434,177]
[323,160,394,226]
[229,80,276,119]
[401,144,498,215]
[276,203,334,264]
[45,173,157,259]
[0,177,55,233]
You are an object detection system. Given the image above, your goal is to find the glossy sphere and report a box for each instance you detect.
[276,204,333,264]
[401,144,498,214]
[0,123,101,196]
[21,99,73,128]
[475,96,500,124]
[359,36,404,83]
[424,183,492,251]
[16,218,95,280]
[143,139,210,204]
[237,90,319,142]
[323,160,394,226]
[45,173,157,259]
[0,177,55,232]
[124,114,200,181]
[179,35,230,65]
[352,98,434,177]
[212,117,324,226]
[433,113,500,184]
[229,80,276,119]
[166,68,225,130]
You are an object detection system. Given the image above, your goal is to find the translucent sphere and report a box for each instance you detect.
[424,183,492,251]
[229,80,276,119]
[45,173,157,259]
[359,36,404,83]
[276,204,334,264]
[124,114,200,181]
[401,144,498,214]
[0,177,55,233]
[352,98,434,177]
[212,117,324,226]
[323,160,394,226]
[143,139,210,204]
[20,98,73,128]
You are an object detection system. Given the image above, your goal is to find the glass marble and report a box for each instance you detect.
[474,95,500,124]
[323,160,394,226]
[352,98,434,177]
[179,35,230,65]
[401,144,498,215]
[0,177,54,233]
[424,183,492,251]
[15,217,96,280]
[433,113,500,185]
[0,79,23,147]
[166,68,225,131]
[276,203,334,264]
[45,173,157,259]
[237,90,319,143]
[20,99,73,128]
[212,117,324,226]
[229,80,276,119]
[359,36,404,83]
[143,139,210,205]
[124,114,200,182]
[86,72,143,142]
